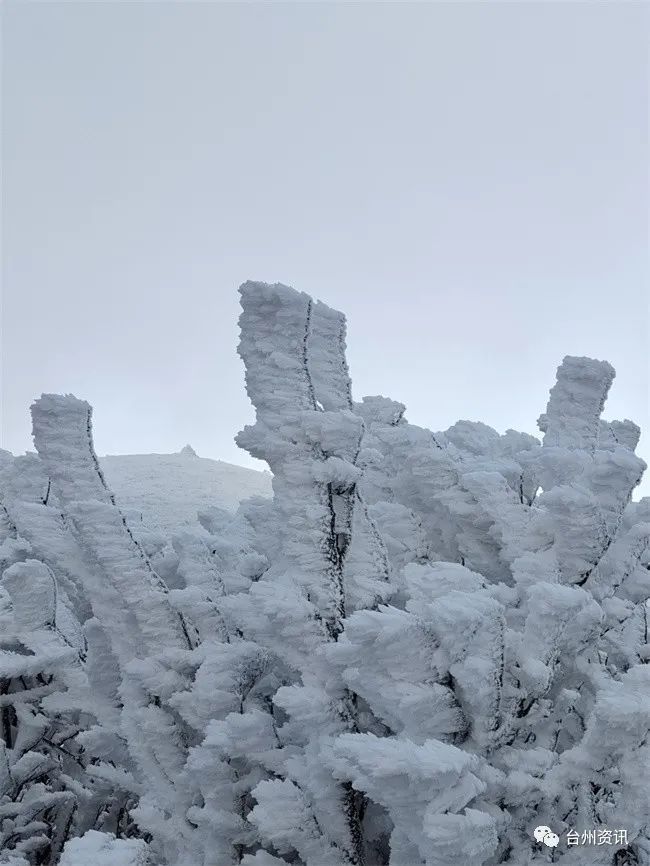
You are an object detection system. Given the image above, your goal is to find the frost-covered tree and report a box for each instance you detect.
[232,282,649,866]
[1,399,278,865]
[1,280,647,865]
[0,452,126,866]
[0,557,84,864]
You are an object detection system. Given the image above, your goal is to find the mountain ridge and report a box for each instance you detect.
[99,449,271,536]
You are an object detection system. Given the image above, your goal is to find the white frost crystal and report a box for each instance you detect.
[0,282,646,864]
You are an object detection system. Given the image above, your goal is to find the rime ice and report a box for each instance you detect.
[0,282,647,864]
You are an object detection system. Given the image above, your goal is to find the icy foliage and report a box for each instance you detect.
[59,830,150,866]
[0,281,647,864]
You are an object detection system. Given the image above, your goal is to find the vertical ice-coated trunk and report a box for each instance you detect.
[237,283,361,639]
[30,395,201,865]
[308,302,390,591]
[537,355,615,453]
[534,357,646,585]
[307,299,353,412]
[31,395,193,659]
[237,283,339,633]
[237,282,388,637]
[237,282,391,864]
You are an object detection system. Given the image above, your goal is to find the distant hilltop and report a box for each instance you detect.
[100,450,272,536]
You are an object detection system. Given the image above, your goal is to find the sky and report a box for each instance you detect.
[2,2,649,496]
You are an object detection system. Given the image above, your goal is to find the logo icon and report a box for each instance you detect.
[534,826,559,847]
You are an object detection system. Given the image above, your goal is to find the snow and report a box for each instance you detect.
[1,281,648,865]
[99,450,271,535]
[59,831,149,865]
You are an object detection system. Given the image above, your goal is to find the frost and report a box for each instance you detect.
[0,282,647,864]
[59,831,149,865]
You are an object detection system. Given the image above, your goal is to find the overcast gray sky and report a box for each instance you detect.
[3,1,649,495]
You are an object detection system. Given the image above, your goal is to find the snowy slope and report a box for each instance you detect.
[100,446,272,535]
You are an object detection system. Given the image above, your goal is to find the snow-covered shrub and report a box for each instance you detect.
[0,280,647,865]
[59,830,149,866]
[232,282,649,866]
